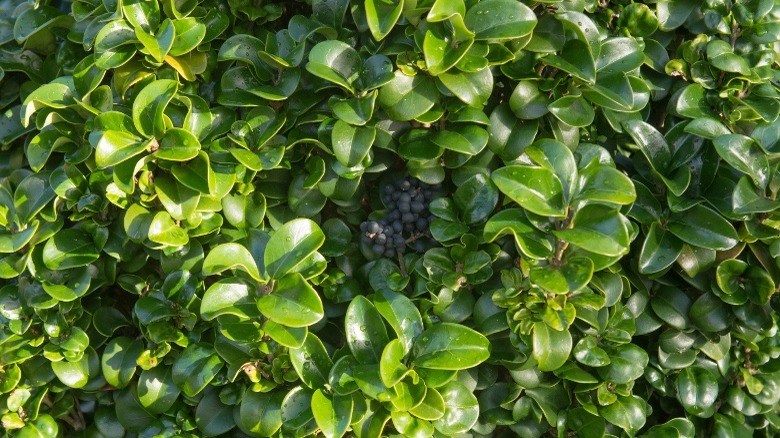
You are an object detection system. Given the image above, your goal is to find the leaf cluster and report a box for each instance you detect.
[0,0,779,437]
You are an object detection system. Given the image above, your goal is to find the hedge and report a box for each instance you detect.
[1,0,779,436]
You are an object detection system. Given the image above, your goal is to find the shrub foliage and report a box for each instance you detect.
[1,0,780,436]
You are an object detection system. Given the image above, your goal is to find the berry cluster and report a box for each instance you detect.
[360,177,441,258]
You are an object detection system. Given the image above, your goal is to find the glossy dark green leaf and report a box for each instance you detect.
[346,295,389,364]
[132,79,178,138]
[240,390,284,437]
[378,72,438,121]
[530,257,593,294]
[257,273,324,327]
[195,388,235,436]
[677,367,719,417]
[548,95,594,127]
[599,395,646,433]
[200,278,257,320]
[306,40,361,92]
[667,204,738,251]
[492,165,565,217]
[424,23,473,76]
[332,120,375,167]
[638,222,684,274]
[42,229,99,270]
[438,67,493,107]
[312,389,352,438]
[554,205,630,257]
[365,0,403,41]
[264,219,325,279]
[532,322,572,372]
[543,39,595,83]
[453,173,497,224]
[432,381,479,435]
[101,337,142,389]
[577,162,636,205]
[412,323,489,370]
[137,366,180,414]
[463,0,536,40]
[373,289,423,354]
[290,333,333,389]
[713,134,771,190]
[172,344,223,397]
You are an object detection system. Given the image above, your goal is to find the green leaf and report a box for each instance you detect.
[155,128,200,162]
[240,390,284,437]
[172,343,223,397]
[380,339,408,387]
[599,395,646,433]
[312,390,352,438]
[548,95,595,127]
[483,209,552,259]
[412,323,490,370]
[378,72,438,121]
[576,163,636,205]
[135,19,174,63]
[42,228,99,270]
[424,23,474,76]
[148,211,189,247]
[657,0,697,30]
[706,40,750,75]
[154,174,199,221]
[373,289,424,355]
[332,120,376,167]
[391,411,434,437]
[432,381,479,435]
[262,320,307,349]
[667,204,738,251]
[453,173,498,224]
[264,218,325,279]
[713,134,771,190]
[463,0,536,40]
[598,344,648,384]
[532,322,572,372]
[530,257,593,294]
[410,387,446,421]
[677,367,719,417]
[623,120,671,173]
[123,0,160,31]
[492,165,566,217]
[638,223,683,274]
[203,243,262,281]
[365,0,403,41]
[200,278,257,320]
[94,131,150,169]
[554,205,630,257]
[596,37,645,78]
[290,333,333,389]
[101,337,142,389]
[169,18,206,56]
[257,273,324,327]
[509,81,549,120]
[281,386,315,431]
[132,79,178,138]
[16,414,59,438]
[573,336,610,367]
[195,388,235,436]
[438,67,493,107]
[346,295,389,364]
[676,84,717,119]
[52,348,96,389]
[137,366,180,414]
[306,40,361,92]
[543,39,596,83]
[331,93,377,126]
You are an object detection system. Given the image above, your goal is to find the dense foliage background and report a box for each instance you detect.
[1,0,779,436]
